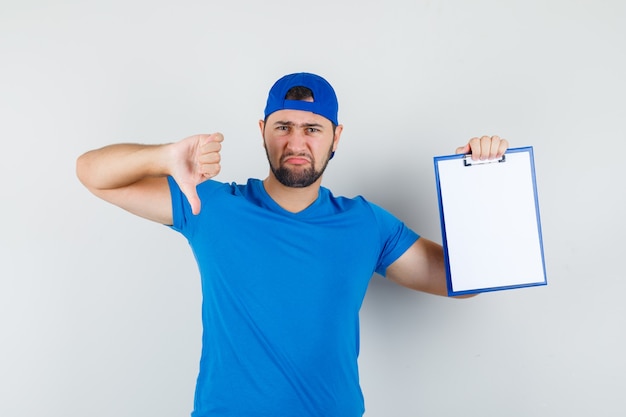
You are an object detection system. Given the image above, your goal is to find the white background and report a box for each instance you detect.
[1,1,624,416]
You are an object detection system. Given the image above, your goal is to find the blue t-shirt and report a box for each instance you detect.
[168,177,419,417]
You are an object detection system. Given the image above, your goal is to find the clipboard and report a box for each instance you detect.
[433,146,547,296]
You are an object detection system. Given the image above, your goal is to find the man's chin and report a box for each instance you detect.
[274,170,320,188]
[279,175,317,188]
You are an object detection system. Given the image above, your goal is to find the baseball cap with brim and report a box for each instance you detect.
[264,73,339,125]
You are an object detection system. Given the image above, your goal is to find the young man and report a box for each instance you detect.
[76,72,508,417]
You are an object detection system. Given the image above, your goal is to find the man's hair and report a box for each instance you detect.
[284,86,314,101]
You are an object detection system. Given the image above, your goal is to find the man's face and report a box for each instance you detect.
[260,109,342,188]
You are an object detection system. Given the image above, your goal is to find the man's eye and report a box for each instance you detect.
[307,128,320,133]
[277,126,289,131]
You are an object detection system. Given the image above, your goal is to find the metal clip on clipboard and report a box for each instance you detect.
[463,154,506,167]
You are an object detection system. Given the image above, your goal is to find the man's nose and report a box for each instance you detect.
[285,130,307,152]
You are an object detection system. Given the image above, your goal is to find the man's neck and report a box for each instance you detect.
[262,175,322,213]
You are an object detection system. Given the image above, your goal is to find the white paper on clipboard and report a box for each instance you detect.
[433,146,547,296]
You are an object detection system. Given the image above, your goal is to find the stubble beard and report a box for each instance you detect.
[264,143,334,188]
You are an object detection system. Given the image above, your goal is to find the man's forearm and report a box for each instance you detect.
[76,143,173,191]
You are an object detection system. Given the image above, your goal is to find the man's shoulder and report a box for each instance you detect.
[195,178,260,195]
[322,186,374,206]
[320,186,380,217]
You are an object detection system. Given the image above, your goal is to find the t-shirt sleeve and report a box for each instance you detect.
[167,177,233,238]
[167,176,193,236]
[369,202,420,277]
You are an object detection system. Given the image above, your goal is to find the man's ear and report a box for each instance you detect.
[259,119,267,150]
[332,124,344,153]
[329,124,343,160]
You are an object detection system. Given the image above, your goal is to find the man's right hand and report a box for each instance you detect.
[77,133,224,225]
[169,133,224,215]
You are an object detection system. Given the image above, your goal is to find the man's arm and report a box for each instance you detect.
[76,133,223,225]
[386,135,508,298]
[386,237,452,296]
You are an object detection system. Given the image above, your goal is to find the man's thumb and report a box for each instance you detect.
[455,144,470,155]
[181,184,202,215]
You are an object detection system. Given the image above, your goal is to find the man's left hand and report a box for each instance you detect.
[456,135,509,160]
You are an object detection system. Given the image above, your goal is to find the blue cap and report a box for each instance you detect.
[264,72,339,125]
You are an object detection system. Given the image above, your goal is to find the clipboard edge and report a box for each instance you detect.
[447,280,548,297]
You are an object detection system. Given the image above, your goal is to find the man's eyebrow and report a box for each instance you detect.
[272,120,324,128]
[272,120,295,126]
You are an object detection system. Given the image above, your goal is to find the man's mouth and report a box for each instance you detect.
[282,155,311,165]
